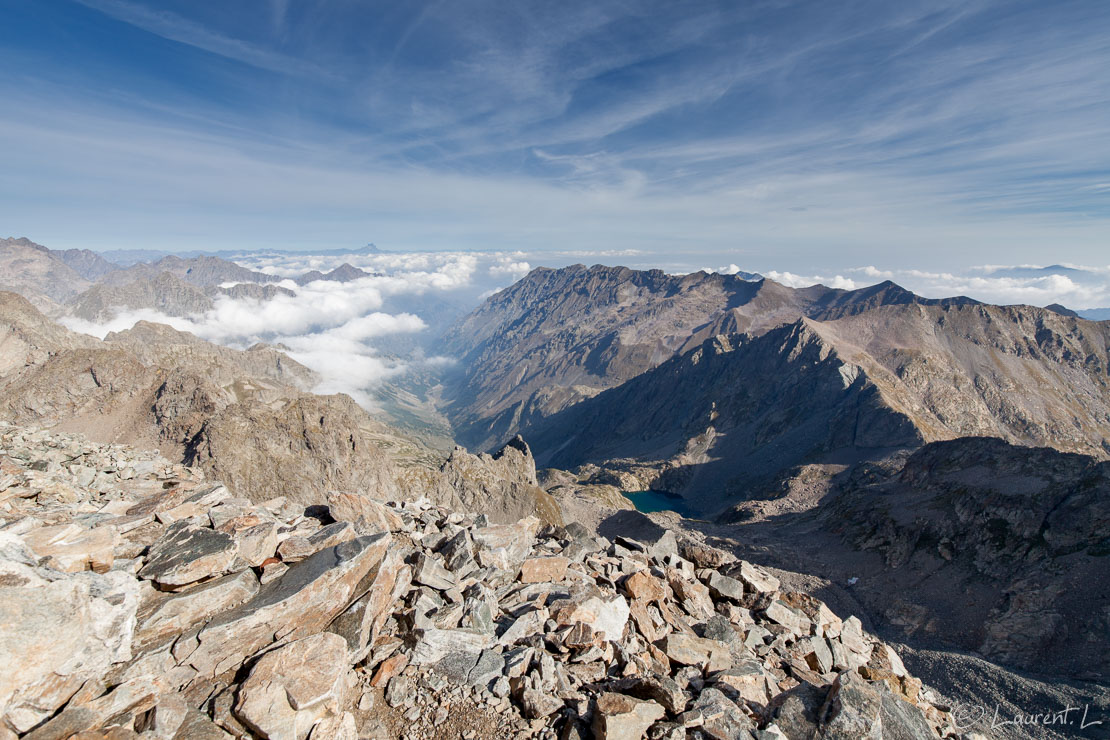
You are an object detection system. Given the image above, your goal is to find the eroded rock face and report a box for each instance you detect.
[186,395,413,507]
[433,436,564,526]
[135,569,259,650]
[591,692,665,739]
[21,523,119,574]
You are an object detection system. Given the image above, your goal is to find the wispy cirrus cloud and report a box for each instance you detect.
[71,0,332,79]
[1,0,1109,271]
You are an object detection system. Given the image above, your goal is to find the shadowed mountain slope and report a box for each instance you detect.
[527,322,923,513]
[715,437,1110,682]
[522,300,1110,513]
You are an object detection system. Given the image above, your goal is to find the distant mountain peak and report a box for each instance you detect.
[1,236,49,252]
[293,262,376,286]
[1045,302,1079,318]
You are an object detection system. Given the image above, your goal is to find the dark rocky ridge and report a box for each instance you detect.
[712,436,1110,684]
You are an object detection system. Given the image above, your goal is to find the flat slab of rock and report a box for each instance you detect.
[608,675,688,714]
[623,570,667,602]
[138,521,240,587]
[592,692,665,740]
[550,589,629,642]
[412,553,456,591]
[277,536,315,563]
[22,523,118,573]
[472,516,539,571]
[0,539,140,729]
[693,687,755,739]
[801,636,834,675]
[704,571,744,602]
[519,556,569,583]
[125,483,228,519]
[228,521,278,568]
[307,521,356,551]
[877,683,936,740]
[327,493,402,534]
[309,711,357,740]
[408,628,494,665]
[681,543,736,569]
[176,708,234,739]
[764,600,810,636]
[135,569,259,650]
[820,671,882,740]
[714,659,774,707]
[327,549,411,664]
[657,633,732,672]
[738,561,780,595]
[183,534,391,678]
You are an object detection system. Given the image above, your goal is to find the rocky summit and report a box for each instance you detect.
[1,423,962,740]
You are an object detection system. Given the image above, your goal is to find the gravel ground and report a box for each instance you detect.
[896,644,1110,740]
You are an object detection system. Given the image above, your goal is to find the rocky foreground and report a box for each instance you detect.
[1,424,972,740]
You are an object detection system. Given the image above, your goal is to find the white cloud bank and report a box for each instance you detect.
[60,254,489,407]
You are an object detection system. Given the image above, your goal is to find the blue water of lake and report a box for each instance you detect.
[622,490,696,517]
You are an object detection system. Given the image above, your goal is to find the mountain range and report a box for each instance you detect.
[0,236,377,322]
[1,237,1108,738]
[441,265,979,451]
[0,288,561,530]
[442,265,1110,514]
[95,242,382,266]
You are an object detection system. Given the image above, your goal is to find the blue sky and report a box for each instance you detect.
[1,0,1108,271]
